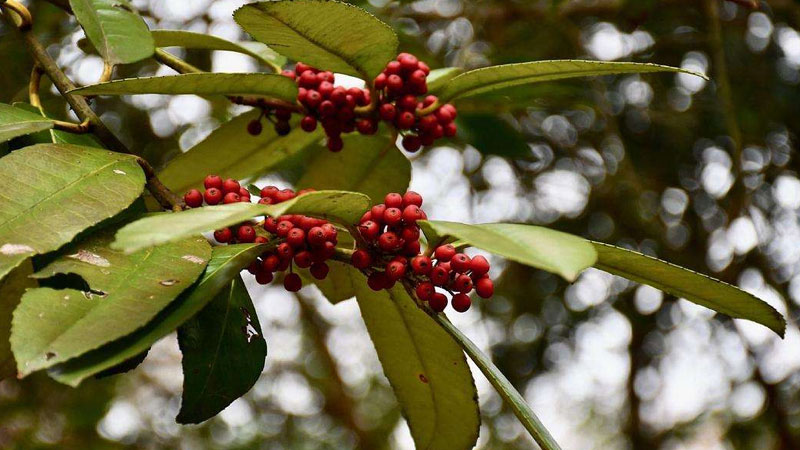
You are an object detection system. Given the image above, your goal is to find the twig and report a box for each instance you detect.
[1,6,183,211]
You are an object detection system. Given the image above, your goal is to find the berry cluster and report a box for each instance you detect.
[183,175,253,208]
[350,191,493,313]
[244,53,457,153]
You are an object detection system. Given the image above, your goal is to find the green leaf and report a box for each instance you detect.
[592,242,786,337]
[0,144,145,280]
[113,190,371,252]
[159,111,322,194]
[302,260,358,304]
[70,73,298,102]
[296,130,409,202]
[457,114,532,158]
[10,102,104,148]
[418,221,597,281]
[354,275,479,450]
[11,231,210,376]
[0,103,55,143]
[49,244,264,386]
[437,60,708,102]
[68,0,155,64]
[177,275,266,424]
[234,0,398,80]
[426,67,464,93]
[151,30,283,67]
[0,261,36,380]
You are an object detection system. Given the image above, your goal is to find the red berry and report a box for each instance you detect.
[258,197,273,205]
[255,270,274,285]
[307,226,327,247]
[356,119,377,135]
[274,189,296,203]
[284,273,302,292]
[305,90,322,108]
[301,115,317,132]
[401,135,422,152]
[287,227,306,247]
[450,253,471,273]
[401,205,425,223]
[223,192,241,204]
[214,227,232,243]
[319,100,336,117]
[403,239,421,256]
[475,277,494,298]
[184,189,203,208]
[401,226,420,242]
[452,293,471,312]
[351,249,372,269]
[367,271,389,291]
[398,53,419,71]
[222,178,240,194]
[430,265,450,285]
[434,244,456,261]
[429,293,447,312]
[398,94,418,111]
[358,220,380,240]
[370,204,387,222]
[385,260,407,281]
[415,282,435,301]
[260,185,279,199]
[418,61,431,75]
[274,120,291,136]
[255,236,268,244]
[276,220,294,237]
[470,255,490,276]
[410,69,427,85]
[310,262,330,280]
[396,111,416,129]
[276,242,294,260]
[281,69,296,80]
[204,175,223,189]
[418,114,438,131]
[237,225,256,243]
[262,254,279,272]
[321,223,338,241]
[294,250,313,268]
[383,207,403,226]
[402,191,423,207]
[443,122,457,137]
[384,192,403,208]
[263,217,279,234]
[204,188,223,205]
[327,135,344,152]
[411,255,432,275]
[276,110,291,121]
[453,274,473,293]
[374,73,387,90]
[378,232,400,251]
[379,103,396,121]
[386,74,403,92]
[247,119,263,136]
[385,61,402,75]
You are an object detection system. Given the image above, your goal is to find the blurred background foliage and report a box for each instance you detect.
[2,0,800,448]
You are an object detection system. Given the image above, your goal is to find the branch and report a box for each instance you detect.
[1,7,183,211]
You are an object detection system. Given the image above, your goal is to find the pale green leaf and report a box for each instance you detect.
[418,221,597,281]
[70,73,298,102]
[0,103,54,143]
[0,144,145,280]
[113,190,371,252]
[592,242,786,337]
[437,60,708,102]
[0,261,36,380]
[48,244,265,386]
[234,0,398,79]
[159,111,322,194]
[177,276,266,424]
[355,274,479,450]
[68,0,155,64]
[151,30,283,66]
[302,260,358,304]
[12,231,210,376]
[426,67,464,93]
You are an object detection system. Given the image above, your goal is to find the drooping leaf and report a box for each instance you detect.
[418,221,596,281]
[177,275,266,424]
[68,0,155,64]
[0,144,145,280]
[426,67,464,93]
[296,130,409,202]
[0,103,54,143]
[234,0,398,80]
[437,60,707,102]
[151,30,283,67]
[592,242,786,337]
[49,244,264,386]
[158,110,322,194]
[354,274,479,450]
[94,349,149,378]
[70,73,298,102]
[11,231,210,376]
[0,261,36,380]
[302,260,358,304]
[112,190,371,252]
[457,114,532,158]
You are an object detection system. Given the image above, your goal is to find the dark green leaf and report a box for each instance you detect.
[0,261,36,380]
[12,231,210,376]
[458,114,531,158]
[49,244,265,386]
[177,275,266,424]
[0,144,145,280]
[68,0,155,64]
[592,242,786,337]
[0,103,54,143]
[418,221,597,281]
[354,275,479,450]
[94,349,148,379]
[70,73,298,102]
[437,60,707,102]
[234,0,398,79]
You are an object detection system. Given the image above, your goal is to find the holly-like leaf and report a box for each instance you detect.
[177,275,266,424]
[234,0,398,80]
[296,130,410,203]
[68,0,155,64]
[457,114,532,158]
[49,244,265,386]
[302,260,358,304]
[0,144,145,280]
[158,110,322,194]
[354,274,480,450]
[426,67,464,93]
[151,30,284,67]
[437,60,707,102]
[0,103,54,143]
[112,190,371,253]
[70,73,298,102]
[592,242,786,337]
[0,261,36,380]
[11,231,210,376]
[10,102,104,148]
[418,221,596,281]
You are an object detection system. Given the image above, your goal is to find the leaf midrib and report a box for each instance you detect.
[70,0,114,59]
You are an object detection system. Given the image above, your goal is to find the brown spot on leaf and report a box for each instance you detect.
[45,352,57,360]
[419,373,428,383]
